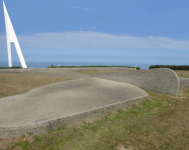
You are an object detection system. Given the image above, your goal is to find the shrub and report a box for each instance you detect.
[0,66,22,69]
[149,65,189,70]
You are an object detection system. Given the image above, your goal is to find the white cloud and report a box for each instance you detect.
[70,6,95,11]
[1,31,189,50]
[86,27,97,30]
[80,27,96,31]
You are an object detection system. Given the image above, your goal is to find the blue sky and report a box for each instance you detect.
[0,0,189,68]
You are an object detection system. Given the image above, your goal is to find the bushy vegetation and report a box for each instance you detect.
[47,65,140,70]
[0,66,22,69]
[149,65,189,70]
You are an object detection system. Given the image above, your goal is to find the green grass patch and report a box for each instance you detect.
[7,90,189,150]
[0,66,22,69]
[184,89,189,94]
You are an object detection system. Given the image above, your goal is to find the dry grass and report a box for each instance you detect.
[174,70,189,78]
[79,69,125,75]
[0,73,69,98]
[0,134,34,150]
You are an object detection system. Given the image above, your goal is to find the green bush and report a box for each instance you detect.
[0,66,22,69]
[149,65,189,70]
[47,65,140,70]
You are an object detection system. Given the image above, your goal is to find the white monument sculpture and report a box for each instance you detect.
[3,1,27,68]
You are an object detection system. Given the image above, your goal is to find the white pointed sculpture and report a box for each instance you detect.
[3,1,27,68]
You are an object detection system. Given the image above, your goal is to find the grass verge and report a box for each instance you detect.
[3,89,189,150]
[174,70,189,78]
[79,69,127,75]
[0,73,69,98]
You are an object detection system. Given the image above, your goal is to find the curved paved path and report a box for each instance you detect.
[0,78,148,137]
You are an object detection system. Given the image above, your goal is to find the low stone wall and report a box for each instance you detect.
[92,68,180,96]
[179,78,189,90]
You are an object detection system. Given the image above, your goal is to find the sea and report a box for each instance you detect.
[0,61,155,69]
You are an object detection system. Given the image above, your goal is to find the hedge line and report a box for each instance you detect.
[149,65,189,70]
[47,66,140,70]
[0,66,22,69]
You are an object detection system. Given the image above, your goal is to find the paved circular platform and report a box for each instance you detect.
[0,78,148,137]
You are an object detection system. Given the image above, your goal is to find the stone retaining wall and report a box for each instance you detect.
[92,68,180,96]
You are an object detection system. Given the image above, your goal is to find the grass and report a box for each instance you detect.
[0,66,22,69]
[0,73,69,98]
[79,69,127,75]
[184,89,189,94]
[3,89,189,150]
[174,70,189,78]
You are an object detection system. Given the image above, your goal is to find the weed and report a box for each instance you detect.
[184,89,189,94]
[27,132,32,135]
